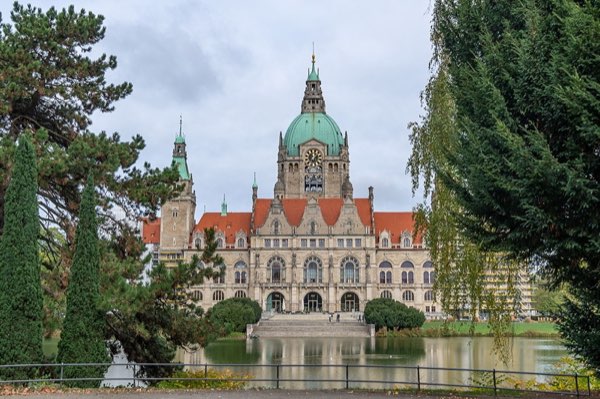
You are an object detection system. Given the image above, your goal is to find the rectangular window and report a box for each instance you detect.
[309,239,317,248]
[432,306,436,313]
[337,239,344,248]
[318,238,325,248]
[282,239,289,248]
[273,238,280,248]
[346,238,353,248]
[355,238,362,247]
[301,239,307,248]
[426,306,431,313]
[264,239,271,248]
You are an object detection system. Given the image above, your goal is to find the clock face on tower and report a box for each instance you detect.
[304,149,323,167]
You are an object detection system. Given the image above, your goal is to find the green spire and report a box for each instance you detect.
[175,115,185,144]
[307,51,319,81]
[221,194,228,216]
[252,172,258,189]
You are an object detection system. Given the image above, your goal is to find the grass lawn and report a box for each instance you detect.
[422,321,558,336]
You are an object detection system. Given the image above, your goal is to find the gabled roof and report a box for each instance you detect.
[373,212,421,245]
[254,197,372,228]
[194,212,252,244]
[141,217,161,244]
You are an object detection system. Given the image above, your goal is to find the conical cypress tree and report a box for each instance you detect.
[0,135,43,381]
[57,175,109,387]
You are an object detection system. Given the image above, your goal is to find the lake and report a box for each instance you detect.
[175,336,568,389]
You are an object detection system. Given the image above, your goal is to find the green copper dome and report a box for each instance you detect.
[284,112,344,156]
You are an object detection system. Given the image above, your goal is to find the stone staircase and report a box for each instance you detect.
[250,313,372,338]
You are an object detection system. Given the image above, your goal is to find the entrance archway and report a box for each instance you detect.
[266,292,285,312]
[341,292,359,312]
[303,292,323,312]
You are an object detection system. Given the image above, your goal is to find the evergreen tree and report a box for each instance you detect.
[410,0,600,370]
[0,2,180,336]
[57,176,109,387]
[0,135,43,380]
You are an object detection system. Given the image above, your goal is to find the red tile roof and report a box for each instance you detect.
[194,212,252,244]
[318,198,343,225]
[373,212,421,245]
[253,197,372,228]
[282,199,307,226]
[354,199,372,227]
[141,217,161,244]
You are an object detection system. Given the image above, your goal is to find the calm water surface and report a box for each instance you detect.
[177,337,567,389]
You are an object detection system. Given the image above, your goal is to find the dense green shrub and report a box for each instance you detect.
[209,298,262,335]
[364,298,425,331]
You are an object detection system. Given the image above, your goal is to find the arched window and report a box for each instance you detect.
[310,221,317,235]
[172,209,178,218]
[403,236,411,248]
[272,220,280,235]
[381,290,392,299]
[194,238,202,249]
[402,290,415,301]
[340,256,359,283]
[234,290,246,298]
[401,261,414,268]
[214,268,225,284]
[379,261,392,284]
[430,271,436,284]
[423,261,433,268]
[213,290,224,301]
[424,290,436,302]
[402,271,414,284]
[235,261,247,284]
[191,290,202,301]
[268,256,285,283]
[217,238,224,248]
[424,271,430,284]
[303,256,322,283]
[237,237,245,248]
[381,237,389,248]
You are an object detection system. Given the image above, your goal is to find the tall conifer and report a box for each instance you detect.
[57,176,109,387]
[0,135,43,380]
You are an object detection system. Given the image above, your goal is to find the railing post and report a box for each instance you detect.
[59,363,64,385]
[276,364,280,389]
[587,375,591,396]
[346,364,349,389]
[417,365,421,392]
[575,373,579,397]
[132,364,137,388]
[492,369,497,396]
[204,363,208,380]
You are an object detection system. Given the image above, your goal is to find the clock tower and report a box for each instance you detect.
[276,54,351,199]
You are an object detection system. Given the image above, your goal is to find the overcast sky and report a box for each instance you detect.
[2,1,433,218]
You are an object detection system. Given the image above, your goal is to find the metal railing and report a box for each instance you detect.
[0,362,592,396]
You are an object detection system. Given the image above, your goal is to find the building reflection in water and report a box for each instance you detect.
[176,337,566,389]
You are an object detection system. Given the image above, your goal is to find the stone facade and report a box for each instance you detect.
[142,56,533,318]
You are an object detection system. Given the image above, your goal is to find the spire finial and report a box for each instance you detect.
[179,115,183,137]
[312,42,315,65]
[252,172,258,189]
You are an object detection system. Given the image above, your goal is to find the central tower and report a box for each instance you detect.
[275,54,352,200]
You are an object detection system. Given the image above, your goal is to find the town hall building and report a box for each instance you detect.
[142,56,531,317]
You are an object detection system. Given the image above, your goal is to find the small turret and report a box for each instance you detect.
[342,175,353,200]
[301,52,326,114]
[274,178,284,201]
[221,194,228,216]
